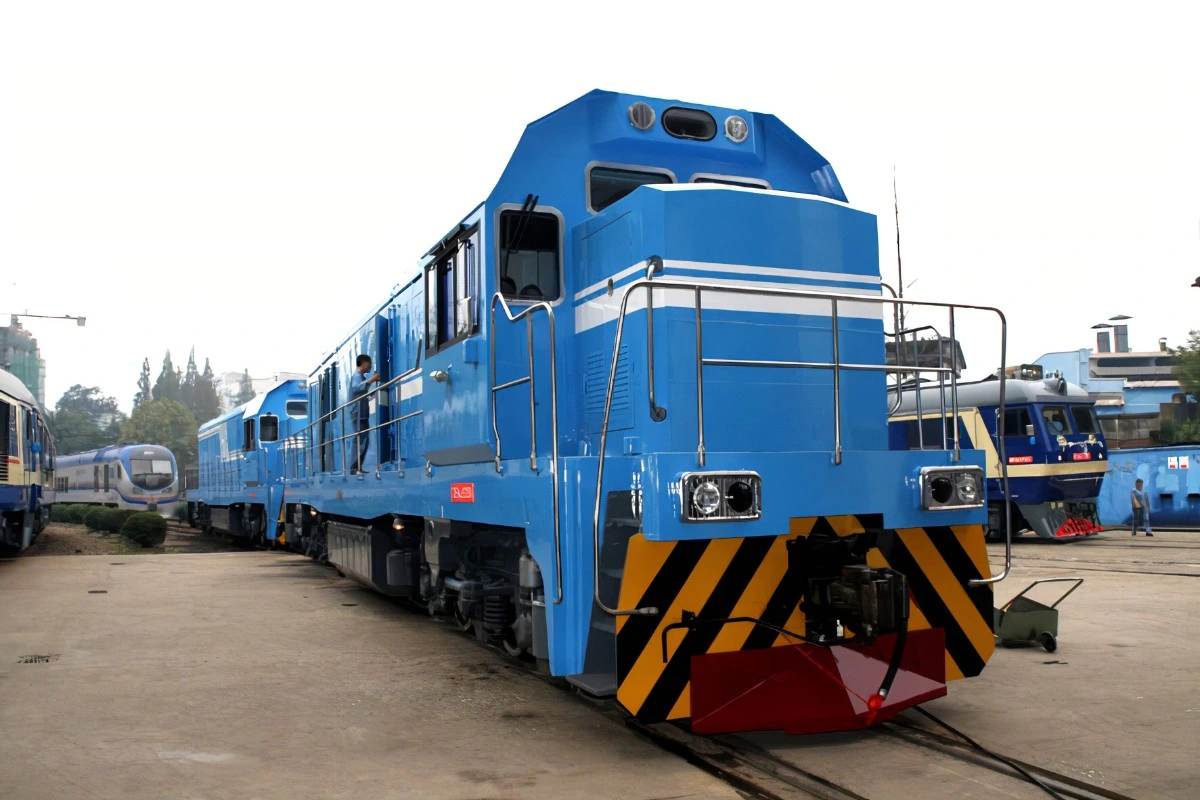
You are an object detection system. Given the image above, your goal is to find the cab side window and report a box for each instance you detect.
[426,227,480,353]
[1003,407,1032,438]
[498,209,560,302]
[259,414,279,443]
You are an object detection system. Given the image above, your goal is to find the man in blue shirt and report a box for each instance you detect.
[1130,478,1152,536]
[349,354,379,475]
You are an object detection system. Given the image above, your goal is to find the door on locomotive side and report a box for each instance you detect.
[420,222,496,468]
[374,311,396,466]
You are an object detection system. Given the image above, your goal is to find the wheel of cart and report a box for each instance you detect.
[993,577,1084,652]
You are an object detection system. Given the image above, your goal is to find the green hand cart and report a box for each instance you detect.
[993,577,1084,653]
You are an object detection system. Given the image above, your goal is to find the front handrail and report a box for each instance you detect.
[592,278,1011,616]
[489,292,562,606]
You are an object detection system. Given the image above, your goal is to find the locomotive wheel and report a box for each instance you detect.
[501,627,525,657]
[453,606,473,632]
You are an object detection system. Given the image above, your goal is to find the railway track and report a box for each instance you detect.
[271,549,1158,799]
[621,712,1138,800]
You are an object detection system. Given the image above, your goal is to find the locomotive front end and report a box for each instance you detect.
[581,184,1003,735]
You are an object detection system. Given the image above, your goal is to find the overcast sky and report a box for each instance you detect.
[2,2,1197,414]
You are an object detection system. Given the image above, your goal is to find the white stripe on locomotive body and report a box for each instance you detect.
[398,373,423,401]
[573,262,884,335]
[573,259,881,303]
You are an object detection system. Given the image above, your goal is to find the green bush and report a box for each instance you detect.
[122,512,168,547]
[82,507,137,533]
[82,506,109,530]
[52,504,90,524]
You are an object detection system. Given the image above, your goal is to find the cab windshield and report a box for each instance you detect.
[129,457,174,489]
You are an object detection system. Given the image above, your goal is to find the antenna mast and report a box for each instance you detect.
[894,168,905,332]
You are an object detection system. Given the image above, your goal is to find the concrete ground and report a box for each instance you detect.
[743,530,1200,800]
[0,551,740,800]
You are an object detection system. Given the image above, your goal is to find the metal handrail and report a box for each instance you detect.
[489,291,562,606]
[287,364,424,479]
[592,278,1011,616]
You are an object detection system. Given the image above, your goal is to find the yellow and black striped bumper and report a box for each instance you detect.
[615,515,995,723]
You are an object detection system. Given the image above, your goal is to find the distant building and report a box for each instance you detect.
[884,336,966,380]
[214,370,307,412]
[0,317,46,407]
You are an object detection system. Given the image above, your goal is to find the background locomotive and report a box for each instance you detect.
[188,379,308,545]
[1,366,55,554]
[197,90,1010,734]
[891,375,1106,540]
[55,444,181,516]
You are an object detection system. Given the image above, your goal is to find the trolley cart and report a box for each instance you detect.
[993,577,1084,653]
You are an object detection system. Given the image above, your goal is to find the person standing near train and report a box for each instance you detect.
[1130,478,1153,536]
[349,354,379,475]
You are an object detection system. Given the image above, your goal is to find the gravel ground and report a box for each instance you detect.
[26,523,238,557]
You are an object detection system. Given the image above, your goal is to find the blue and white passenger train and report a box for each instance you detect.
[55,444,182,516]
[891,376,1107,540]
[188,380,308,544]
[0,367,55,553]
[198,90,1012,735]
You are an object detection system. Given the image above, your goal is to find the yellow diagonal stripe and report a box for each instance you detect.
[615,538,677,635]
[897,528,995,664]
[617,537,742,715]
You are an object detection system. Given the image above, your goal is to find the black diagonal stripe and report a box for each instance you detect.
[616,539,710,681]
[877,531,986,677]
[924,526,993,626]
[807,516,838,538]
[635,535,776,721]
[855,513,884,531]
[742,545,803,650]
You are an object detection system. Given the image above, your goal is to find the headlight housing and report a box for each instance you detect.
[681,472,761,522]
[920,466,985,511]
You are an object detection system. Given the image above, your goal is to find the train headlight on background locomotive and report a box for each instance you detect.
[681,472,761,521]
[919,466,985,511]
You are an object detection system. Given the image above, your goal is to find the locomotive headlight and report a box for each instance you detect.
[693,482,722,516]
[955,472,980,504]
[724,115,749,143]
[681,472,762,521]
[920,466,984,510]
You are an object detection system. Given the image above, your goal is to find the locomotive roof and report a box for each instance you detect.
[309,88,846,376]
[0,366,38,407]
[198,378,307,433]
[891,376,1092,414]
[56,443,176,465]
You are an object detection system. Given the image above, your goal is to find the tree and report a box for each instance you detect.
[49,385,126,453]
[180,348,200,416]
[121,398,199,470]
[1171,330,1200,400]
[235,369,256,405]
[193,358,222,423]
[153,351,181,402]
[134,358,153,410]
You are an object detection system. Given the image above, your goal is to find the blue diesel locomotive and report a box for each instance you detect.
[892,376,1106,540]
[204,90,1011,735]
[189,380,308,546]
[1,367,55,554]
